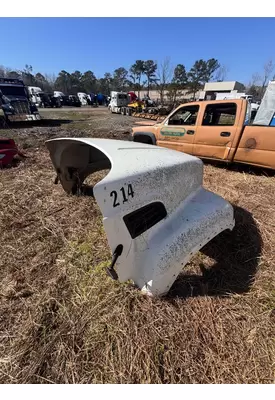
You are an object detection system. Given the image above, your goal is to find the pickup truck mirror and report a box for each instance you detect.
[46,138,235,297]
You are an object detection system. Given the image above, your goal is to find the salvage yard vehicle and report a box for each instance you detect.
[54,91,65,98]
[46,138,235,297]
[58,94,82,107]
[39,92,62,108]
[28,86,43,106]
[68,95,82,107]
[130,99,275,170]
[109,91,175,120]
[109,91,131,114]
[77,92,89,106]
[0,78,41,122]
[109,91,151,113]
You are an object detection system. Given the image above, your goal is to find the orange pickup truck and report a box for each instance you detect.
[130,99,275,170]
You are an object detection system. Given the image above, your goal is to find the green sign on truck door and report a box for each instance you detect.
[160,127,186,137]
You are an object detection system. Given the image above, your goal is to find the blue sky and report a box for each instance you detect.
[1,17,275,84]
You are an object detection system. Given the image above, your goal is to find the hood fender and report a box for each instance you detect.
[46,138,235,296]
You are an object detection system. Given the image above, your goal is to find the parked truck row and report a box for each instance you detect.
[28,87,109,108]
[0,77,111,124]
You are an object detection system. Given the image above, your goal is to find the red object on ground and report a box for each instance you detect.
[0,138,22,167]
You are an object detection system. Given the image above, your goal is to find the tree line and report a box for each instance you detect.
[0,59,223,99]
[1,58,274,103]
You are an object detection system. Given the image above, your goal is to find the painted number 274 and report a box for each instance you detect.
[110,184,134,208]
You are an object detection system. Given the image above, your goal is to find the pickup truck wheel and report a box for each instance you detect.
[133,134,155,145]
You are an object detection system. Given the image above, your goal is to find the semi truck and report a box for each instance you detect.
[77,92,90,106]
[109,91,181,120]
[108,91,134,115]
[109,91,151,115]
[0,78,41,122]
[130,98,275,170]
[28,86,43,107]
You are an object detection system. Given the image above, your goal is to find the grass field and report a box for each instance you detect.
[0,107,274,383]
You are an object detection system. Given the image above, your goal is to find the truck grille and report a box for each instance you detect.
[11,100,30,115]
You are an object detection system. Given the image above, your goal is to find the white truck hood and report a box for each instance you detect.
[46,138,235,296]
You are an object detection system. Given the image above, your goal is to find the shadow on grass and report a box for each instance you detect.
[167,205,262,299]
[2,119,74,129]
[201,158,274,177]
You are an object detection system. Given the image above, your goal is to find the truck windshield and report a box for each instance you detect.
[0,85,26,97]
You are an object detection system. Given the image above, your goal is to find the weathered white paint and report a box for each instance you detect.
[46,138,235,297]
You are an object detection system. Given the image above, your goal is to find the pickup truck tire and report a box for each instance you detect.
[133,132,156,145]
[0,116,6,128]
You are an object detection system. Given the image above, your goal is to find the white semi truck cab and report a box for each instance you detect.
[77,92,89,106]
[109,91,129,113]
[28,86,43,107]
[54,91,66,98]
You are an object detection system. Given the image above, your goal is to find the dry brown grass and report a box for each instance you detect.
[0,108,274,383]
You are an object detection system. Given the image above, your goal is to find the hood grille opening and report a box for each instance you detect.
[123,202,167,239]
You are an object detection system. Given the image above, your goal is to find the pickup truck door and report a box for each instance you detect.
[156,104,200,154]
[193,101,244,161]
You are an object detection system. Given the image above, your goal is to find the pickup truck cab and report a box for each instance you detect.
[130,99,275,170]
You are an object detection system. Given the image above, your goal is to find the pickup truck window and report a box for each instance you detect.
[202,103,237,126]
[168,105,199,126]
